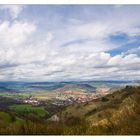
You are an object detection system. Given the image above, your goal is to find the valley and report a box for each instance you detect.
[0,81,139,135]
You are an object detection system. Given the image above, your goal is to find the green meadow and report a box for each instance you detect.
[9,104,49,117]
[0,93,31,99]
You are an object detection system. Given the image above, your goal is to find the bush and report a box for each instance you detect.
[101,97,109,102]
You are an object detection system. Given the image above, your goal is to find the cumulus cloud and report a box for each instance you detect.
[0,21,36,47]
[0,5,140,81]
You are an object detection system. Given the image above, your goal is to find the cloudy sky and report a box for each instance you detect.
[0,5,140,81]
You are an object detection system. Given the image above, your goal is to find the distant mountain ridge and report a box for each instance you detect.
[0,80,139,94]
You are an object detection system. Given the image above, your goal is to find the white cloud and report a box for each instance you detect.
[0,5,140,81]
[0,21,36,47]
[0,5,24,19]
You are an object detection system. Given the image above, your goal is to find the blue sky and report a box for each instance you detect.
[0,5,140,81]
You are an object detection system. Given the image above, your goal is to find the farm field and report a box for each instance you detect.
[9,104,49,117]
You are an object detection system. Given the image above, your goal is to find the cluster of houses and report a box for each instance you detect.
[22,87,111,107]
[23,97,40,106]
[54,93,95,105]
[53,87,111,105]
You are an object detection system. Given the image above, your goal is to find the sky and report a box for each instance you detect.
[0,5,140,81]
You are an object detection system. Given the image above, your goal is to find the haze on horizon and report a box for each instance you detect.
[0,5,140,82]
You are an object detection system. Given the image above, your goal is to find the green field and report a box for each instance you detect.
[0,93,31,99]
[0,112,13,124]
[9,104,49,117]
[0,111,24,126]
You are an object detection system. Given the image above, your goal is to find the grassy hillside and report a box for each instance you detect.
[58,86,135,120]
[56,86,140,134]
[9,104,49,117]
[0,85,139,135]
